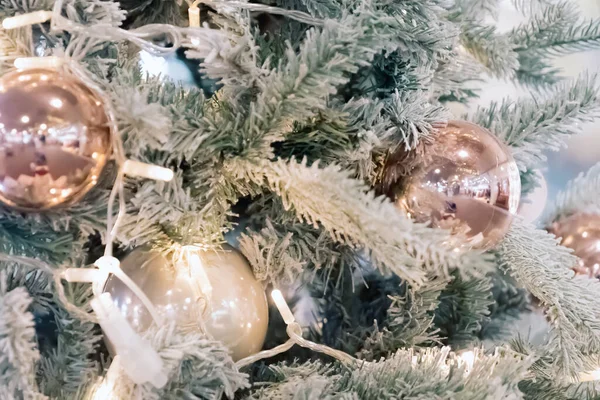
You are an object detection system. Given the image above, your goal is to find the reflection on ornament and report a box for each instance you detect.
[548,213,600,279]
[0,68,111,210]
[103,245,269,361]
[389,120,521,249]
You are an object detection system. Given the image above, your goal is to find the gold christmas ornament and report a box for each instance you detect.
[103,245,269,361]
[390,120,521,249]
[548,213,600,278]
[0,68,112,210]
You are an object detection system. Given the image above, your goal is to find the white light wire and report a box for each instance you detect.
[235,292,364,368]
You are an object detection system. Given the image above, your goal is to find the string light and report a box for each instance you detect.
[122,160,174,182]
[579,368,600,382]
[14,56,64,69]
[2,10,53,29]
[181,246,213,302]
[189,0,201,27]
[459,350,475,375]
[270,289,295,324]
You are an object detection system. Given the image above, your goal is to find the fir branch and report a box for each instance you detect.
[105,324,248,399]
[511,2,600,56]
[510,339,600,400]
[239,219,341,284]
[244,158,493,286]
[62,0,126,26]
[107,73,171,159]
[0,213,74,264]
[0,28,33,74]
[252,347,532,399]
[2,263,53,315]
[335,97,392,183]
[0,0,51,15]
[544,162,600,225]
[499,221,600,379]
[511,0,558,14]
[479,272,530,341]
[37,284,100,399]
[432,49,483,103]
[359,278,445,360]
[229,2,448,163]
[383,89,451,150]
[433,273,493,347]
[460,22,519,78]
[120,0,184,27]
[450,0,499,20]
[297,0,341,18]
[0,271,46,399]
[471,73,600,171]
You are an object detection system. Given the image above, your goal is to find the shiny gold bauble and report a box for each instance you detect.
[391,120,521,249]
[0,68,111,210]
[548,213,600,278]
[103,245,269,361]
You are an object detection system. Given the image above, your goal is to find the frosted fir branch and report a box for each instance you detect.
[298,0,341,17]
[460,22,519,78]
[511,0,559,14]
[544,162,600,225]
[434,273,493,347]
[334,98,392,183]
[62,0,126,27]
[107,63,208,164]
[431,48,483,102]
[511,339,600,400]
[471,73,600,171]
[106,71,171,159]
[186,2,455,242]
[243,158,494,287]
[103,323,248,400]
[511,2,600,57]
[186,14,264,89]
[239,222,306,284]
[0,28,33,74]
[359,278,445,360]
[2,263,53,315]
[37,283,100,399]
[119,0,184,27]
[0,271,46,399]
[499,221,600,379]
[239,219,343,284]
[449,0,499,20]
[252,347,531,399]
[0,0,51,15]
[510,1,578,54]
[0,209,83,264]
[479,272,530,341]
[229,3,444,163]
[383,90,451,151]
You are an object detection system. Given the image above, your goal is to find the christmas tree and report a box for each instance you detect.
[1,0,600,398]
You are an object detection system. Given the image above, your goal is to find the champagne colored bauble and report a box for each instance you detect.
[392,120,521,249]
[0,68,111,210]
[548,213,600,278]
[103,245,269,361]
